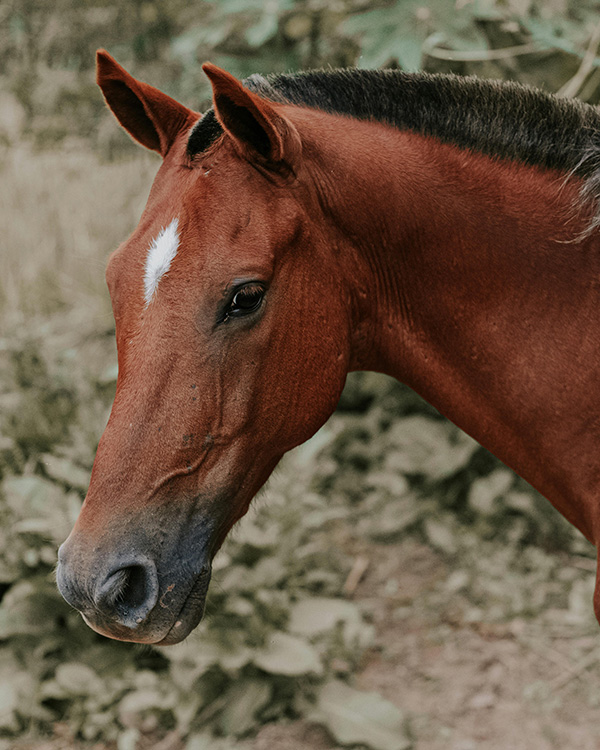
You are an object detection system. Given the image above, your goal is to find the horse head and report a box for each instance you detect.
[56,52,353,644]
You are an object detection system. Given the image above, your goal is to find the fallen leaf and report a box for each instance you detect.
[253,631,323,676]
[309,679,411,750]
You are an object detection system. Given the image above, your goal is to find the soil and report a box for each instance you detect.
[10,539,600,750]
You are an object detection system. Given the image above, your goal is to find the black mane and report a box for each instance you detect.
[188,69,600,225]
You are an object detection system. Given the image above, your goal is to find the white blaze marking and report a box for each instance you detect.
[144,218,180,306]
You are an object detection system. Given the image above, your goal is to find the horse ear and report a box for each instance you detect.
[96,50,198,157]
[202,63,301,175]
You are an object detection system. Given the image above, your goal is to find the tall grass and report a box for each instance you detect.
[0,145,158,330]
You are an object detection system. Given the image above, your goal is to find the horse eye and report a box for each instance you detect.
[227,284,265,318]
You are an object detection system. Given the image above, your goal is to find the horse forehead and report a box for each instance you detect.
[110,157,288,303]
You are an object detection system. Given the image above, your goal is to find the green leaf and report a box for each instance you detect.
[390,36,424,72]
[359,496,420,541]
[0,653,38,731]
[505,490,536,516]
[288,597,372,647]
[0,581,68,638]
[174,693,204,735]
[468,469,513,515]
[245,12,279,47]
[186,732,238,750]
[424,518,457,555]
[98,363,118,385]
[118,688,173,725]
[233,521,278,550]
[309,679,411,750]
[217,678,271,736]
[55,662,103,696]
[165,634,252,677]
[0,678,18,732]
[171,24,230,60]
[40,453,90,491]
[253,631,323,676]
[522,16,584,56]
[289,597,359,635]
[117,728,140,750]
[386,417,478,479]
[3,475,63,516]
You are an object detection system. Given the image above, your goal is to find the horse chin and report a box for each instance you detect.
[155,566,213,646]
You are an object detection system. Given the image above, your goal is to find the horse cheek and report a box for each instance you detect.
[280,320,349,448]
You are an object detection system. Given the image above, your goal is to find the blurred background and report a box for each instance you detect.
[2,1,600,748]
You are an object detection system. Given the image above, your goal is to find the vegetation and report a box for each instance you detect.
[3,0,600,157]
[2,0,600,747]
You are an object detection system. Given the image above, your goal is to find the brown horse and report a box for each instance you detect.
[57,50,600,645]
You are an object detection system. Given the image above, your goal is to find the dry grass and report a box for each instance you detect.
[0,144,158,330]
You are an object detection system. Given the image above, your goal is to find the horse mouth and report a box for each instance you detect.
[156,566,212,646]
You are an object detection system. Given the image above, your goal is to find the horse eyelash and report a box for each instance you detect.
[216,282,266,325]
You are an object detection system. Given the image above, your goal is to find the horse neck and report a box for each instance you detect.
[309,119,600,541]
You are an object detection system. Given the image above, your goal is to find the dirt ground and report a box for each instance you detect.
[347,541,600,750]
[10,538,600,750]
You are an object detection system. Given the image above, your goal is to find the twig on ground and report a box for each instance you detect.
[549,649,600,691]
[343,555,370,597]
[566,555,597,573]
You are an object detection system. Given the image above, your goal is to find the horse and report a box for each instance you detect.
[57,49,600,645]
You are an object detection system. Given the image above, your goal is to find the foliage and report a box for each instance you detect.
[307,680,409,750]
[2,0,600,746]
[2,0,600,150]
[0,321,594,746]
[0,328,381,744]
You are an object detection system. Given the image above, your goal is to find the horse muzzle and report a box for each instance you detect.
[56,508,217,645]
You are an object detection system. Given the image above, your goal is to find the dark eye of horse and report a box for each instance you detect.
[226,283,265,320]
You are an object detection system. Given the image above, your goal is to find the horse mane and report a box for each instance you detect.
[188,69,600,233]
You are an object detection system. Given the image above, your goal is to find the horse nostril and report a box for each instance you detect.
[101,566,146,608]
[95,561,159,629]
[120,565,150,609]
